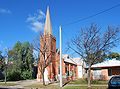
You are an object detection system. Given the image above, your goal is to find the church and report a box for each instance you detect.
[37,7,86,83]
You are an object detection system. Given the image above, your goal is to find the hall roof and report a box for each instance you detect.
[91,59,120,68]
[62,54,83,66]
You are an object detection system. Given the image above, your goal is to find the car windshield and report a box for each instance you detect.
[111,76,120,82]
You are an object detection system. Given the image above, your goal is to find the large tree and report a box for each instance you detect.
[0,51,4,80]
[7,41,34,80]
[0,51,5,80]
[33,33,55,85]
[68,24,120,88]
[0,51,4,71]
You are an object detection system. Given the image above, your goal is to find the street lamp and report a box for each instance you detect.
[5,57,8,84]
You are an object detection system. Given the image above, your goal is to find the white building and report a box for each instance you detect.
[62,54,86,78]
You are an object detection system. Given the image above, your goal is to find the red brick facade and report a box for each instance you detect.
[91,67,120,80]
[37,34,57,81]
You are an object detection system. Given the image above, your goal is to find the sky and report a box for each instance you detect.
[0,0,120,56]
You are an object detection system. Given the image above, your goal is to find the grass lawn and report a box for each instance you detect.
[64,86,107,89]
[25,84,61,89]
[64,79,108,89]
[69,79,108,85]
[26,84,107,89]
[0,79,108,89]
[0,82,17,86]
[25,79,108,89]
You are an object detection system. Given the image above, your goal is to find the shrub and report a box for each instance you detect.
[0,70,4,80]
[7,70,21,81]
[21,70,33,80]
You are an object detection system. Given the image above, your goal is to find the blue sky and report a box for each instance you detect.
[0,0,120,55]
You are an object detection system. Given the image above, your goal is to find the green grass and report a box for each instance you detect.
[26,84,107,89]
[69,79,108,85]
[66,79,108,89]
[92,80,108,84]
[69,79,87,84]
[0,82,17,86]
[25,84,61,89]
[64,86,107,89]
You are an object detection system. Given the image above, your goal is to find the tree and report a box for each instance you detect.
[108,52,120,60]
[0,51,4,71]
[0,51,5,79]
[33,33,55,85]
[7,41,34,80]
[67,24,120,88]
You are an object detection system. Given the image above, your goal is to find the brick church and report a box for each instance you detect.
[37,7,86,83]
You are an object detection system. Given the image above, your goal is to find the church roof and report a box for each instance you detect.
[44,6,52,35]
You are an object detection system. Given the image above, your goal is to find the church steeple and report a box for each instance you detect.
[44,6,52,35]
[37,6,57,81]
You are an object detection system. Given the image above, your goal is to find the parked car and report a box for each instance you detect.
[108,75,120,89]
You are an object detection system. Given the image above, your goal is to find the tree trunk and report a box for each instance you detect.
[42,71,45,85]
[88,66,91,88]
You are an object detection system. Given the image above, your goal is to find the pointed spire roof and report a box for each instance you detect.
[44,6,52,35]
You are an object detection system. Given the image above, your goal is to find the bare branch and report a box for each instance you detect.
[33,32,56,84]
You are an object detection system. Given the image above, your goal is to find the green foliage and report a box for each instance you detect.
[7,69,21,81]
[6,59,21,81]
[0,51,5,80]
[0,51,5,71]
[6,41,35,81]
[108,52,120,60]
[21,70,33,80]
[0,70,4,80]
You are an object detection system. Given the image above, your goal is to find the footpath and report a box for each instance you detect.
[0,80,42,89]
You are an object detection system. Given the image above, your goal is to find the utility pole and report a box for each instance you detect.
[59,25,62,87]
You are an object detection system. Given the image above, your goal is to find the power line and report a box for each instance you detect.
[63,3,120,26]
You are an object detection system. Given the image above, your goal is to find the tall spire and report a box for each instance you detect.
[44,6,52,35]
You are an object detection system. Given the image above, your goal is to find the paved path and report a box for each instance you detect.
[0,80,42,88]
[0,80,61,89]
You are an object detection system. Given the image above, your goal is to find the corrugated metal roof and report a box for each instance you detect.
[62,54,83,65]
[91,59,120,68]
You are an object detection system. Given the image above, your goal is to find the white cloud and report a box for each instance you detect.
[0,8,11,14]
[38,10,45,19]
[27,9,45,32]
[31,21,44,32]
